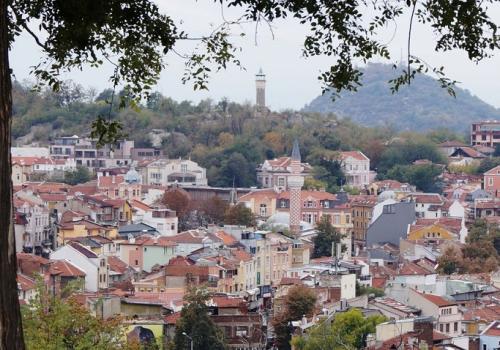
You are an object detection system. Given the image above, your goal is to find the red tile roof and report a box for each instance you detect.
[168,256,194,266]
[339,151,369,161]
[417,292,456,307]
[164,312,181,325]
[483,320,500,337]
[438,141,467,147]
[231,249,252,262]
[463,304,500,322]
[17,273,36,291]
[38,193,68,202]
[68,242,98,259]
[48,260,86,277]
[107,256,129,274]
[210,296,246,308]
[98,175,125,187]
[398,262,435,276]
[130,199,152,211]
[432,330,451,341]
[411,193,443,204]
[484,165,500,176]
[213,231,238,246]
[141,236,177,247]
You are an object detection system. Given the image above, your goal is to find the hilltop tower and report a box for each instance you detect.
[288,140,304,236]
[255,68,266,108]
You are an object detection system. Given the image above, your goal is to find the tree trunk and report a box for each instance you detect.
[0,0,25,348]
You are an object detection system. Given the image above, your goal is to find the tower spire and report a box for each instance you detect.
[288,139,304,237]
[255,68,266,108]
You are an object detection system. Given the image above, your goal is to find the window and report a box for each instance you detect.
[135,260,139,265]
[445,323,450,333]
[489,177,494,186]
[440,324,444,332]
[278,178,285,187]
[454,322,458,332]
[181,164,188,172]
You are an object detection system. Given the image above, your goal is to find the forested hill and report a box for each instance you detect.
[10,80,467,191]
[303,63,500,132]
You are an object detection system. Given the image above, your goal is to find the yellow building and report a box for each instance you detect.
[238,188,279,219]
[57,219,118,245]
[407,223,458,242]
[255,232,293,287]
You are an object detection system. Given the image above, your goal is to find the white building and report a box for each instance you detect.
[130,200,178,236]
[50,242,109,292]
[11,147,49,158]
[338,151,373,189]
[145,158,207,186]
[14,192,50,253]
[256,157,313,190]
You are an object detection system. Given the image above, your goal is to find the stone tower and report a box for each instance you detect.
[255,68,266,108]
[288,140,304,236]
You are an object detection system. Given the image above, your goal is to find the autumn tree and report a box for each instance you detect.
[272,285,317,350]
[462,219,500,273]
[224,203,255,227]
[437,245,463,275]
[22,283,137,350]
[162,188,191,219]
[199,196,228,225]
[312,216,342,258]
[173,287,226,350]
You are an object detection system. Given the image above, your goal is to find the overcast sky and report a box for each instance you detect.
[10,1,500,111]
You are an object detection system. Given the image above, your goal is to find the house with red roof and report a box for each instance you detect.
[408,289,462,337]
[50,242,109,292]
[480,320,500,350]
[14,191,51,256]
[129,199,178,236]
[256,156,313,191]
[338,151,374,188]
[97,174,142,201]
[17,273,37,303]
[45,259,86,296]
[484,165,500,198]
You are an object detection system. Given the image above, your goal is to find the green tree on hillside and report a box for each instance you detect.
[173,287,226,350]
[292,309,386,350]
[63,166,92,186]
[312,216,343,258]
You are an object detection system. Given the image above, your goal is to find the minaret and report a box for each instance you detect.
[288,140,304,236]
[255,68,266,108]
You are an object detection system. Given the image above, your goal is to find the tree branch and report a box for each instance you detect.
[9,6,47,50]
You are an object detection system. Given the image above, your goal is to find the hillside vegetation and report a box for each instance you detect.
[303,63,500,132]
[12,81,462,190]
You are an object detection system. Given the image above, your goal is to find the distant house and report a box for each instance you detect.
[338,151,374,189]
[438,140,467,156]
[129,200,178,236]
[404,193,445,219]
[144,158,207,186]
[118,222,159,238]
[366,202,415,247]
[484,165,500,198]
[256,157,313,190]
[480,320,500,350]
[449,146,485,166]
[117,234,177,272]
[407,289,462,338]
[50,242,109,292]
